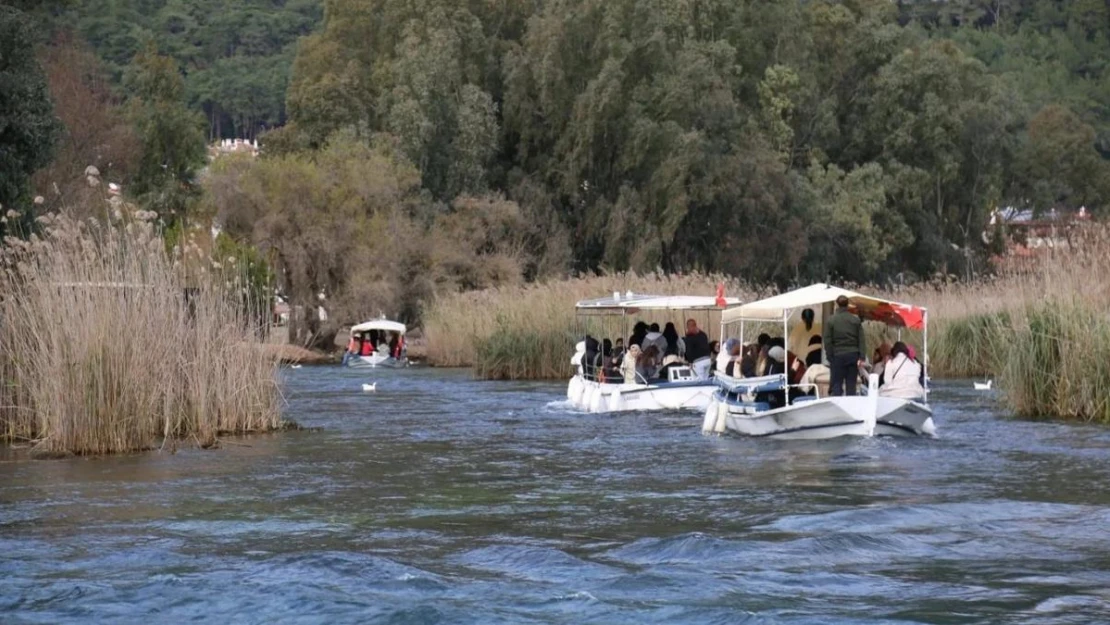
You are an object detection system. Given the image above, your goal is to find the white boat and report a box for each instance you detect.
[701,284,936,439]
[343,318,409,368]
[566,291,741,413]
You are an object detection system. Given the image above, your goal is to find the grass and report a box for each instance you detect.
[0,212,284,456]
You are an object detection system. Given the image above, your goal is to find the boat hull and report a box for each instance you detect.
[345,353,408,369]
[703,393,935,439]
[567,376,717,413]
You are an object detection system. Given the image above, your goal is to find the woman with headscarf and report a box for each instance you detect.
[709,340,721,374]
[788,308,822,361]
[880,341,924,400]
[621,344,641,383]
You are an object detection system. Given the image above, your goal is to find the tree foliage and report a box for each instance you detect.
[0,5,61,214]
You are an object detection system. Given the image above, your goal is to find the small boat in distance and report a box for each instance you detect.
[343,317,409,368]
[702,284,936,439]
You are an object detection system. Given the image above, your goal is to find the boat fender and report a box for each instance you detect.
[608,389,623,412]
[713,400,728,434]
[701,400,716,433]
[568,375,583,403]
[588,386,604,413]
[866,373,879,437]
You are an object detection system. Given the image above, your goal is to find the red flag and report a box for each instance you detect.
[715,283,726,307]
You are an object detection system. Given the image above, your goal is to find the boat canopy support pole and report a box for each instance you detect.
[923,309,929,403]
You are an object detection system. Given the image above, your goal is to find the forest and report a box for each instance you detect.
[3,0,1110,339]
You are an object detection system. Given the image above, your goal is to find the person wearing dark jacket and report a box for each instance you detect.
[683,319,711,362]
[822,295,867,396]
[662,322,682,356]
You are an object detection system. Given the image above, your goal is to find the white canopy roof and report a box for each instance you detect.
[722,283,926,329]
[350,319,407,334]
[576,293,742,315]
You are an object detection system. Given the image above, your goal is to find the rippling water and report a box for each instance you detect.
[3,367,1110,624]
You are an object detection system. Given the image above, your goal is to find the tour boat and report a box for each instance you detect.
[566,291,741,413]
[343,318,409,368]
[701,284,936,439]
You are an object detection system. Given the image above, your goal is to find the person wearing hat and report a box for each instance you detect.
[822,295,866,396]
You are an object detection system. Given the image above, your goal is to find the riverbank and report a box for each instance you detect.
[422,238,1110,423]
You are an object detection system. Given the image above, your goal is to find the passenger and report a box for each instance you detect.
[717,338,739,376]
[872,342,892,383]
[761,337,786,376]
[788,308,822,361]
[755,333,771,376]
[582,335,600,379]
[906,344,926,386]
[880,342,925,400]
[596,338,614,380]
[621,344,641,383]
[659,353,686,379]
[740,344,758,378]
[756,346,788,408]
[629,322,648,351]
[724,341,743,377]
[611,338,626,367]
[347,333,359,355]
[684,319,711,362]
[637,345,661,382]
[708,340,721,375]
[799,362,831,397]
[662,322,685,357]
[360,335,374,356]
[823,295,866,396]
[392,334,405,359]
[642,324,666,355]
[804,335,824,368]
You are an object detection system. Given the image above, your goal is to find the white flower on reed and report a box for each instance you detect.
[211,261,223,270]
[33,196,44,205]
[6,210,19,219]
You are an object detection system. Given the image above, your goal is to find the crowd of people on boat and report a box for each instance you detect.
[347,330,405,359]
[581,319,714,384]
[580,295,925,405]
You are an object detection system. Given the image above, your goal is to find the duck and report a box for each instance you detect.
[362,382,377,393]
[973,379,993,391]
[290,364,302,369]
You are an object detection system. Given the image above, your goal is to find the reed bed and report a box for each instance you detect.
[0,213,283,456]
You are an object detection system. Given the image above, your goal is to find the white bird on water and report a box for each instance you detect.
[290,364,302,369]
[362,383,377,393]
[973,379,993,391]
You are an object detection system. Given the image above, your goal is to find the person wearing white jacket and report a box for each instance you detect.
[880,342,924,400]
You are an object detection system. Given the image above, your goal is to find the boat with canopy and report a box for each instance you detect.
[343,317,409,368]
[701,284,936,439]
[568,290,741,413]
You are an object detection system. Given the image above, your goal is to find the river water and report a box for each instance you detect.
[3,367,1110,624]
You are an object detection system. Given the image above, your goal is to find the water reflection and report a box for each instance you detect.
[2,367,1109,624]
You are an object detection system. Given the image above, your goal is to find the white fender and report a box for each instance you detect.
[588,387,604,413]
[713,399,728,434]
[701,400,717,433]
[567,375,583,403]
[866,373,879,437]
[608,388,623,412]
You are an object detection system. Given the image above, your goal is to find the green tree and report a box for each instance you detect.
[124,43,207,220]
[0,5,61,215]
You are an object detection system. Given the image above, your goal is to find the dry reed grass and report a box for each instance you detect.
[0,211,283,456]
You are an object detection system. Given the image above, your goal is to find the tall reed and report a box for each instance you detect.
[0,212,282,455]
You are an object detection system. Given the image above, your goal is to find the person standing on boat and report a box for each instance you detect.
[823,295,866,396]
[621,344,641,383]
[629,322,648,352]
[684,319,710,361]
